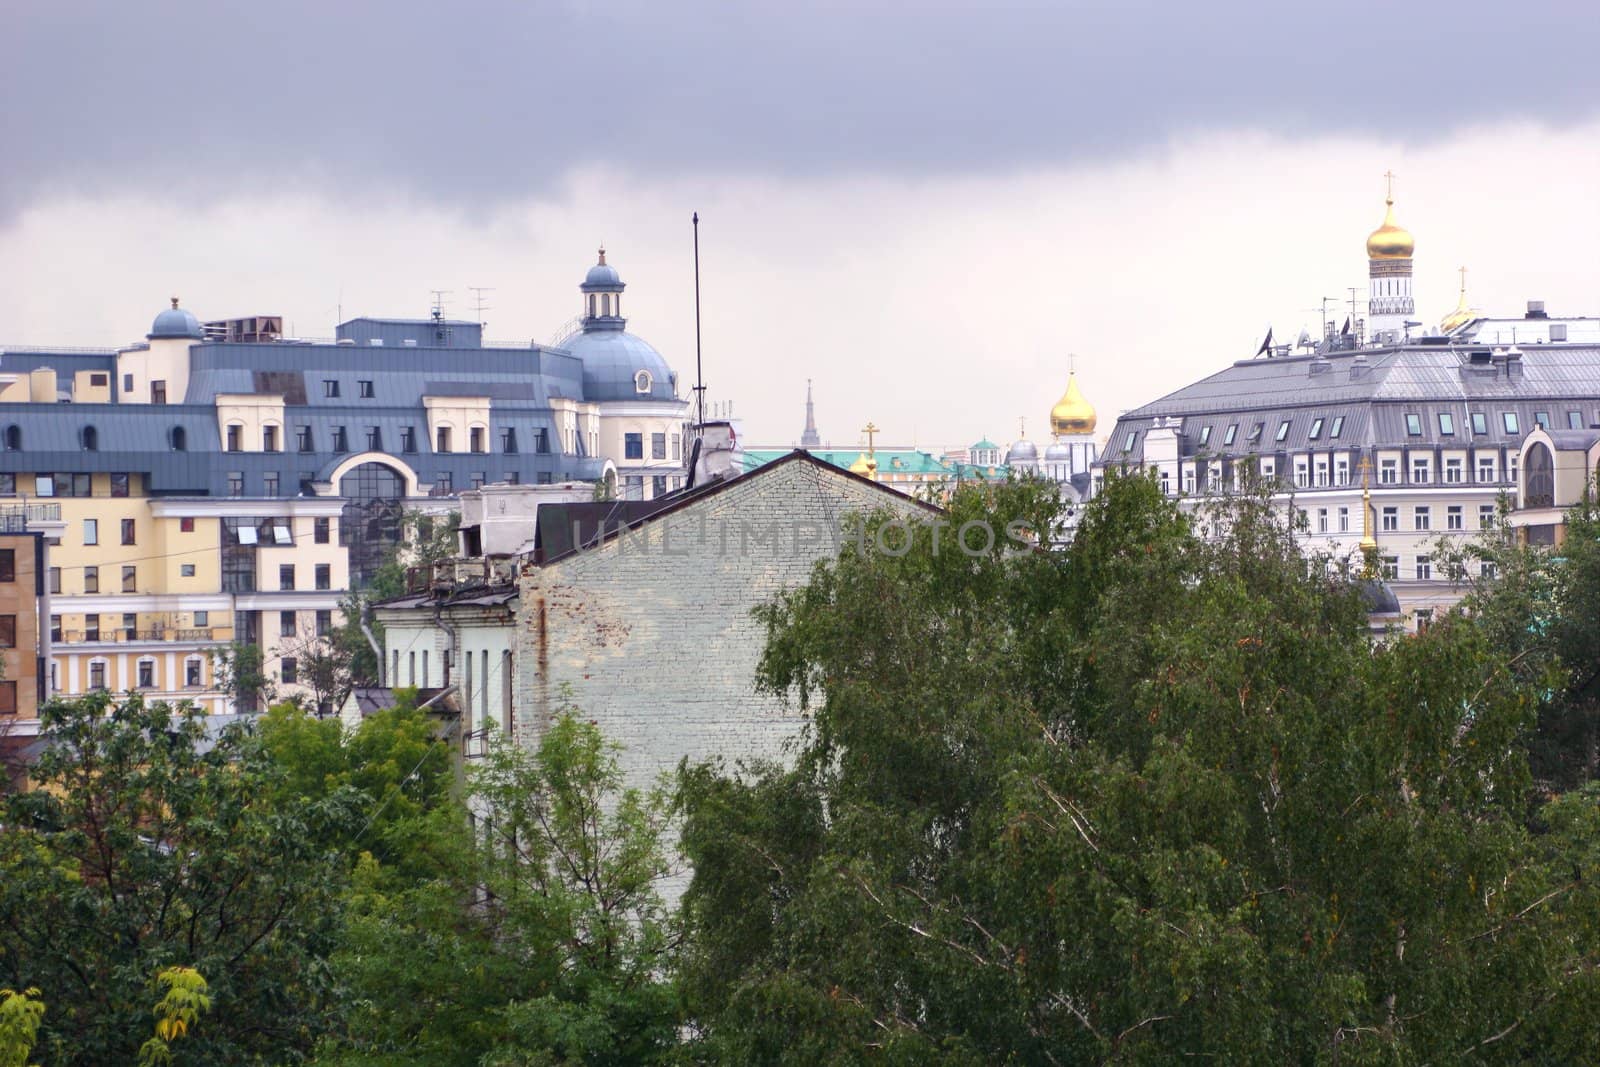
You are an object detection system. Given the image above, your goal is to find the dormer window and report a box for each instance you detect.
[81,425,98,451]
[3,426,19,452]
[634,370,653,394]
[170,426,187,452]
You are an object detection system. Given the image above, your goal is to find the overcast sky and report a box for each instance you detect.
[4,2,1598,449]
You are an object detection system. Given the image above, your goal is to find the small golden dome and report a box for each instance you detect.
[1439,268,1474,333]
[1366,198,1415,259]
[848,452,877,478]
[1049,371,1097,436]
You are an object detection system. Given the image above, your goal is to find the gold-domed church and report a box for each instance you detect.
[1038,365,1100,505]
[1366,172,1416,342]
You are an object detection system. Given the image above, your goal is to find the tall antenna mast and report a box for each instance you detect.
[692,212,706,435]
[468,286,494,331]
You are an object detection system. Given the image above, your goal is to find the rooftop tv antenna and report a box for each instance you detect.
[429,290,453,345]
[468,286,494,331]
[692,212,707,435]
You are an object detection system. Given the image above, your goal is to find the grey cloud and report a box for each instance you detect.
[4,0,1597,216]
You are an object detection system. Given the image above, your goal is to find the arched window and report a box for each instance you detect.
[81,425,98,451]
[1525,442,1555,509]
[170,426,187,451]
[3,425,19,451]
[338,461,408,589]
[634,370,652,394]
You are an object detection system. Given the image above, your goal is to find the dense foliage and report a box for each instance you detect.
[7,474,1600,1062]
[677,475,1600,1062]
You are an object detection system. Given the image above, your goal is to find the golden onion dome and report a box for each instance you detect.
[1366,197,1415,259]
[848,452,877,478]
[1049,371,1098,436]
[1439,290,1474,333]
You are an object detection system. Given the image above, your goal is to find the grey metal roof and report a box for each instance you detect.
[1106,344,1600,462]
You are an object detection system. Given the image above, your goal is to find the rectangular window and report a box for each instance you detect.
[536,472,553,485]
[1335,457,1350,485]
[401,427,417,453]
[1479,504,1496,529]
[89,661,106,689]
[138,661,154,689]
[90,372,108,387]
[1379,459,1398,484]
[280,610,297,638]
[653,474,668,498]
[1509,454,1519,483]
[436,427,452,453]
[1481,560,1497,580]
[1503,412,1520,434]
[48,566,60,594]
[503,471,519,485]
[1223,423,1238,445]
[0,615,13,648]
[1381,506,1399,532]
[435,472,452,494]
[671,433,682,459]
[180,516,196,533]
[1314,459,1329,486]
[1307,418,1323,440]
[0,473,11,495]
[1414,506,1430,531]
[366,427,382,451]
[1534,411,1551,430]
[501,428,518,454]
[1316,508,1328,533]
[83,518,98,545]
[651,432,667,459]
[624,432,643,459]
[535,427,551,454]
[1570,411,1585,430]
[1337,506,1349,533]
[84,566,98,594]
[86,616,100,642]
[1410,458,1430,483]
[316,609,332,637]
[314,517,330,544]
[0,680,15,715]
[470,471,485,489]
[333,427,349,453]
[1294,459,1309,488]
[1381,555,1399,581]
[1471,412,1488,435]
[263,472,279,497]
[1416,555,1432,581]
[1438,412,1455,435]
[110,472,130,497]
[122,565,136,592]
[1247,423,1263,442]
[228,472,244,497]
[469,427,485,453]
[186,660,202,687]
[359,380,374,398]
[193,610,209,627]
[281,657,298,684]
[121,612,136,639]
[33,476,53,498]
[1447,505,1464,530]
[297,426,314,452]
[1124,432,1140,454]
[121,518,135,545]
[50,614,61,642]
[181,563,196,577]
[263,425,279,452]
[1329,416,1345,438]
[1444,457,1463,483]
[280,564,295,591]
[1477,455,1497,481]
[1182,470,1195,494]
[226,425,242,452]
[324,380,340,398]
[624,475,643,498]
[315,564,331,591]
[1275,420,1291,443]
[1405,413,1422,436]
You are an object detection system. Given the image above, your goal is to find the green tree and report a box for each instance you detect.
[318,714,681,1066]
[677,473,1600,1062]
[0,693,347,1063]
[206,640,274,713]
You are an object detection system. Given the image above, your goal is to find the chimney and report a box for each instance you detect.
[1526,300,1548,320]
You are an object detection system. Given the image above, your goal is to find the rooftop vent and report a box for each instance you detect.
[337,338,356,345]
[1526,300,1548,319]
[1551,323,1569,342]
[368,339,384,346]
[1468,348,1493,364]
[402,339,418,347]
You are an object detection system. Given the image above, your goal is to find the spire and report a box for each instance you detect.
[800,379,821,449]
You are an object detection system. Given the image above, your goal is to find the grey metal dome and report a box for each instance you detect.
[1006,438,1038,464]
[148,298,203,340]
[581,248,624,291]
[558,329,677,403]
[1044,441,1071,461]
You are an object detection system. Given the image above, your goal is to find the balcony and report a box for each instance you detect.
[55,627,235,646]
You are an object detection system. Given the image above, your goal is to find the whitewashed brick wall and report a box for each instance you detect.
[515,457,928,793]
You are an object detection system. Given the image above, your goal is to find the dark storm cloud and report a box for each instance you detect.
[3,0,1595,214]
